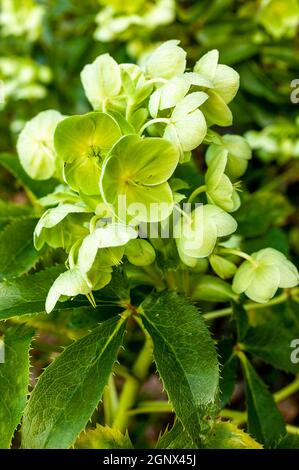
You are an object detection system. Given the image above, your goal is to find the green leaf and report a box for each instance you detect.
[0,325,33,448]
[140,291,219,446]
[0,199,32,222]
[75,425,133,449]
[236,191,294,238]
[0,266,95,320]
[276,433,299,449]
[22,314,128,449]
[156,420,196,449]
[232,301,249,341]
[0,218,40,280]
[242,300,299,374]
[156,419,262,449]
[205,421,262,449]
[0,153,57,199]
[239,353,286,448]
[217,339,237,407]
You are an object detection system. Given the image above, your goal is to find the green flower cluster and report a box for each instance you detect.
[245,116,299,165]
[17,41,299,312]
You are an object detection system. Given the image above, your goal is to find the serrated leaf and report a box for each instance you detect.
[206,421,262,449]
[156,420,196,449]
[0,218,40,280]
[0,266,96,320]
[242,300,299,374]
[0,153,57,199]
[276,433,299,449]
[156,419,262,449]
[232,301,249,341]
[217,339,237,407]
[0,325,33,448]
[140,291,219,447]
[75,424,133,449]
[22,314,128,449]
[239,353,286,448]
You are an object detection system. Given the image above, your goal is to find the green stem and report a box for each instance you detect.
[103,375,119,426]
[203,291,288,321]
[218,248,258,267]
[220,409,247,424]
[142,264,166,291]
[287,424,299,435]
[188,185,207,203]
[165,270,178,291]
[139,118,169,135]
[274,376,299,403]
[128,401,173,415]
[112,331,154,432]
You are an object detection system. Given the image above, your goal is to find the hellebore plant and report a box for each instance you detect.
[1,40,298,450]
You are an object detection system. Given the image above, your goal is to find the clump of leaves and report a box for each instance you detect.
[0,41,298,450]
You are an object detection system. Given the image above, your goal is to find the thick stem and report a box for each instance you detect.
[112,330,154,432]
[274,376,299,403]
[218,248,258,267]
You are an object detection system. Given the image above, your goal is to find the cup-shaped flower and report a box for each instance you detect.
[54,112,121,195]
[206,135,252,179]
[100,134,179,222]
[205,147,240,212]
[192,50,239,126]
[176,204,237,266]
[145,40,187,80]
[17,110,64,180]
[163,92,208,158]
[80,54,122,111]
[77,223,137,287]
[232,248,299,303]
[34,203,92,251]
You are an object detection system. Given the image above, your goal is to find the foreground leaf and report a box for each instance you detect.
[0,266,96,320]
[22,314,127,448]
[140,292,219,447]
[75,425,133,449]
[239,353,285,447]
[0,218,40,280]
[0,326,33,448]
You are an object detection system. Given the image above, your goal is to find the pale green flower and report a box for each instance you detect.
[17,110,64,180]
[205,147,241,212]
[206,135,252,179]
[34,203,91,251]
[176,204,237,266]
[100,134,179,222]
[0,0,44,41]
[145,40,187,80]
[81,54,123,111]
[192,50,239,126]
[163,92,208,157]
[54,112,121,195]
[232,248,299,303]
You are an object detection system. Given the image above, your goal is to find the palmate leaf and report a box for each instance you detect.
[0,325,33,448]
[0,218,41,280]
[140,291,219,447]
[75,424,133,449]
[22,314,128,449]
[239,353,286,448]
